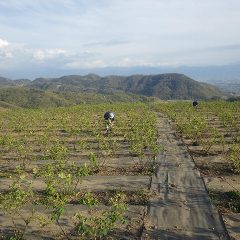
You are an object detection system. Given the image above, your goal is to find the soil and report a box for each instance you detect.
[178,126,240,240]
[0,110,239,239]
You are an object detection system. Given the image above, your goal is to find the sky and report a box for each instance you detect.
[0,0,240,79]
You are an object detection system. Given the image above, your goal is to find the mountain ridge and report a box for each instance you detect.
[0,73,224,108]
[29,73,223,100]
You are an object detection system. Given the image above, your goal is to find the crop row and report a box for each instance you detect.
[0,103,159,239]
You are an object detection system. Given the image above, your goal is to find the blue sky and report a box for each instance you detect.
[0,0,240,79]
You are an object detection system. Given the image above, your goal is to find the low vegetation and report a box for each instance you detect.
[0,103,159,239]
[152,100,240,216]
[0,99,239,238]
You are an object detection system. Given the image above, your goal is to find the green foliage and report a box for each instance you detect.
[48,143,69,161]
[0,134,14,146]
[0,86,70,108]
[0,102,159,238]
[88,152,99,169]
[228,144,240,172]
[0,168,33,213]
[209,190,240,213]
[78,192,99,206]
[0,168,34,239]
[0,86,150,109]
[75,193,127,239]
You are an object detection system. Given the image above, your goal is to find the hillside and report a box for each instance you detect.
[29,73,223,100]
[0,73,224,108]
[0,86,149,108]
[0,87,70,108]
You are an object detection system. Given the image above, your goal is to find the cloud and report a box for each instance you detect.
[205,44,240,52]
[0,38,70,70]
[83,40,129,47]
[65,59,107,69]
[0,38,10,48]
[0,38,13,59]
[33,48,67,61]
[0,50,13,59]
[1,0,240,78]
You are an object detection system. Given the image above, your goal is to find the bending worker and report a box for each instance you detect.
[104,111,115,133]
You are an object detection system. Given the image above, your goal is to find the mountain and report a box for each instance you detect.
[30,73,223,100]
[0,77,31,86]
[0,86,149,108]
[0,73,224,108]
[0,87,70,108]
[14,79,32,86]
[1,64,240,93]
[0,77,14,86]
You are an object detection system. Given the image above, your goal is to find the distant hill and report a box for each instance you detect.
[0,87,70,108]
[0,73,224,108]
[29,73,223,100]
[0,77,13,86]
[0,100,20,109]
[0,86,150,108]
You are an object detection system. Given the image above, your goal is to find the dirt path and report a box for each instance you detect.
[141,113,229,239]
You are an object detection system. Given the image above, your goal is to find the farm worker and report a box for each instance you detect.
[104,111,115,133]
[192,100,198,108]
